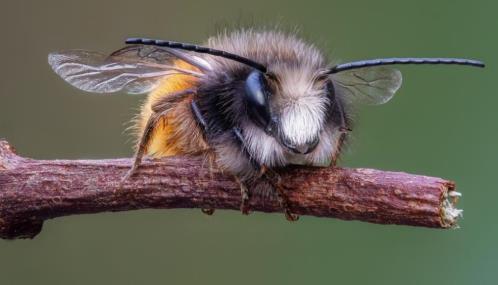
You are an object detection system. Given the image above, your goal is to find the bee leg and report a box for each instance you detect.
[120,110,165,185]
[234,176,251,215]
[231,127,263,215]
[122,89,196,184]
[263,168,299,221]
[231,127,297,220]
[191,99,217,215]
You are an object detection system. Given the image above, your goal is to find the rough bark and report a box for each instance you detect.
[0,139,461,239]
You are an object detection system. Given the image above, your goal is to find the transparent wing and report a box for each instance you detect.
[109,45,212,72]
[331,66,402,105]
[48,45,206,95]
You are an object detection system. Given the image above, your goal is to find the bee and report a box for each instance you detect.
[48,29,484,221]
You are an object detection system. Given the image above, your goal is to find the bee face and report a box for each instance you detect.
[244,67,329,155]
[272,66,329,154]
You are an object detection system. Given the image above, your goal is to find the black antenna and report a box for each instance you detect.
[328,57,485,74]
[126,37,267,73]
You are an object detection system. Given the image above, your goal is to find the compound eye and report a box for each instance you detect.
[244,70,272,129]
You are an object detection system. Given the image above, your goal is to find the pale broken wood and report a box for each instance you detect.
[0,139,461,239]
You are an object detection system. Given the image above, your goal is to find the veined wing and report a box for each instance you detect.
[48,45,209,94]
[331,66,402,105]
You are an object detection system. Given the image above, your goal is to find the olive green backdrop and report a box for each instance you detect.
[0,0,495,284]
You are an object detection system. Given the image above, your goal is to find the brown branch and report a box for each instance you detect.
[0,139,461,239]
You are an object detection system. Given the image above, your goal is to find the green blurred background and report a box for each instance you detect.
[0,0,495,284]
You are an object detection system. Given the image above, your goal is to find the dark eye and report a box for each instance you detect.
[244,70,272,129]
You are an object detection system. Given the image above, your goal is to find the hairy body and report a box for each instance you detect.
[137,30,348,181]
[136,61,208,157]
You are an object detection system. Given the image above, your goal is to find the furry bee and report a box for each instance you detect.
[48,29,484,220]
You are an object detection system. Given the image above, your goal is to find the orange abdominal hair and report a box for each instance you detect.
[137,60,205,157]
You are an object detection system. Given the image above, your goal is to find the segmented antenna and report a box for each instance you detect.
[328,57,485,74]
[126,37,267,73]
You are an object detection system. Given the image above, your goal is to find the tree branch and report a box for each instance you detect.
[0,139,461,239]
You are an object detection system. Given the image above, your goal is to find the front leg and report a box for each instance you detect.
[261,167,299,221]
[232,128,299,221]
[234,176,250,215]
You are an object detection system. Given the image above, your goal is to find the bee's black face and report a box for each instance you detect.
[244,70,276,135]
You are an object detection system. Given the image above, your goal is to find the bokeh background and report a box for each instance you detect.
[0,0,495,284]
